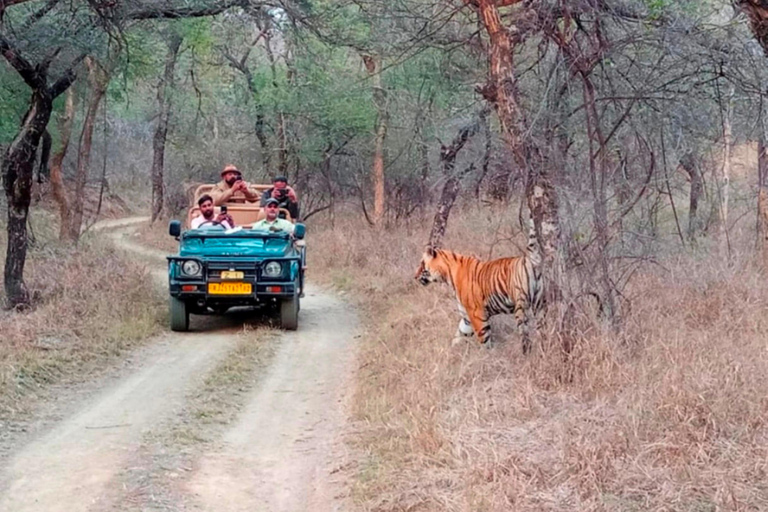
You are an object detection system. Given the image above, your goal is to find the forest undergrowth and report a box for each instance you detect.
[0,209,163,423]
[311,204,768,511]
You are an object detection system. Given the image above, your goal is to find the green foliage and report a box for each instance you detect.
[179,19,214,55]
[0,69,28,144]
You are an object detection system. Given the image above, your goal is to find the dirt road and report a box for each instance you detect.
[0,218,359,512]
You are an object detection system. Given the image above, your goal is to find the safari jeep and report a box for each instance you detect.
[166,184,306,332]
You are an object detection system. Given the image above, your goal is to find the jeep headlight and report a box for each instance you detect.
[263,261,282,277]
[181,260,202,277]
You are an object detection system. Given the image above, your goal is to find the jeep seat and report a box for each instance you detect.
[187,205,293,228]
[193,183,272,205]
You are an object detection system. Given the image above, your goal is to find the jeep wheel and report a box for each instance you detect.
[280,294,299,330]
[170,296,189,332]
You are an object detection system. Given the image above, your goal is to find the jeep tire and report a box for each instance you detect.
[280,294,299,330]
[170,296,189,332]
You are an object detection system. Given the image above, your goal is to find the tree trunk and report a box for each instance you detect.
[474,111,492,198]
[37,129,51,183]
[50,87,77,241]
[719,90,733,241]
[277,111,288,177]
[414,105,430,218]
[0,33,82,308]
[473,0,561,293]
[679,152,702,241]
[2,90,53,307]
[576,62,617,322]
[363,55,387,225]
[737,1,768,56]
[428,108,487,247]
[69,56,109,241]
[758,136,768,247]
[151,35,182,223]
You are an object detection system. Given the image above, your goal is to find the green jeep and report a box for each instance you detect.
[166,220,306,332]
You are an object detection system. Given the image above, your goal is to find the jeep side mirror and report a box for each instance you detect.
[169,220,181,238]
[293,223,306,240]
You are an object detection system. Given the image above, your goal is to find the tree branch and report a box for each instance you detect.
[37,46,61,74]
[49,53,85,98]
[0,30,43,89]
[126,0,251,20]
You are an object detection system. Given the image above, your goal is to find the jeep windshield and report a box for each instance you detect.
[179,231,291,257]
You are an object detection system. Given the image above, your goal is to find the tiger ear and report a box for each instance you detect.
[426,245,437,258]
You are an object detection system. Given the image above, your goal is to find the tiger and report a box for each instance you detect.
[414,219,543,352]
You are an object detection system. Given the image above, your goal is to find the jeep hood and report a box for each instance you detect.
[179,235,292,258]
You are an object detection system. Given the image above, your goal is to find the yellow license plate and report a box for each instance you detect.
[208,282,252,295]
[221,271,244,279]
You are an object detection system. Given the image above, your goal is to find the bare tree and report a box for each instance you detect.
[49,87,77,242]
[0,32,83,307]
[151,34,182,222]
[679,152,703,241]
[69,56,111,240]
[222,26,271,173]
[428,107,489,247]
[362,54,387,225]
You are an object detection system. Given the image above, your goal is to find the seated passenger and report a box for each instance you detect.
[260,176,299,220]
[251,198,294,234]
[210,164,260,206]
[191,194,234,229]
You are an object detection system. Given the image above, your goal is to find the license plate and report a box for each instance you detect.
[208,282,252,295]
[221,271,244,279]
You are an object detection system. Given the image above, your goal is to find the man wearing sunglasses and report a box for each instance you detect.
[252,198,295,234]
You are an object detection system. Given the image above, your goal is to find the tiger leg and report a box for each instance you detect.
[468,309,491,345]
[514,298,532,354]
[452,317,475,346]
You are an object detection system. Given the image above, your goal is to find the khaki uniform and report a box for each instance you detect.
[251,217,295,234]
[210,179,260,205]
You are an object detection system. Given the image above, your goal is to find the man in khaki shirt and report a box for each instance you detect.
[210,164,260,205]
[252,198,295,234]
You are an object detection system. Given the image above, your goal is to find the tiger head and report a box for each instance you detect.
[414,246,448,286]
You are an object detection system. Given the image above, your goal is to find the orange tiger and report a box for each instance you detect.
[414,220,543,351]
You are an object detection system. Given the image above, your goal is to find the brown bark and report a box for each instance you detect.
[151,35,182,223]
[737,1,768,56]
[49,87,77,241]
[472,0,561,291]
[363,54,387,225]
[69,56,109,241]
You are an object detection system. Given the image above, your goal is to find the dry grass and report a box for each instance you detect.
[134,219,181,255]
[309,206,768,511]
[0,211,163,420]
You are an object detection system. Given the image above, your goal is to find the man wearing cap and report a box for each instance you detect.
[211,164,260,205]
[260,176,299,220]
[252,198,295,234]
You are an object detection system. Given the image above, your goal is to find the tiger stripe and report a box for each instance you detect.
[415,218,543,351]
